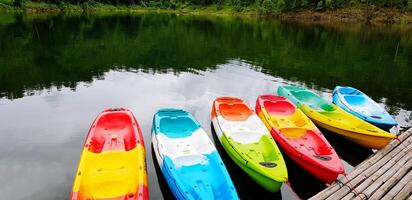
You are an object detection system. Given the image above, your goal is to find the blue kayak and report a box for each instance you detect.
[332,86,398,131]
[152,108,239,200]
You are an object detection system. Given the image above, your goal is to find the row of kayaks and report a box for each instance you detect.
[70,86,398,200]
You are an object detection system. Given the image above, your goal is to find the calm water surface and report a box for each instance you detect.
[0,13,411,200]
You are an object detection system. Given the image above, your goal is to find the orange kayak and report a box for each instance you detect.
[71,108,148,200]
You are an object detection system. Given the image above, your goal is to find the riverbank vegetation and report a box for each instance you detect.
[1,0,412,15]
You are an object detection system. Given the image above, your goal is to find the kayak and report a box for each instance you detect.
[71,108,148,200]
[278,86,396,149]
[333,86,398,131]
[152,108,238,200]
[255,95,344,183]
[211,97,288,193]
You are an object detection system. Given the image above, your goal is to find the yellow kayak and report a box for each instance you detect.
[71,108,148,200]
[278,86,396,149]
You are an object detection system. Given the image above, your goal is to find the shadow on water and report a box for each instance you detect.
[283,156,326,199]
[320,127,374,166]
[151,145,176,200]
[210,123,282,200]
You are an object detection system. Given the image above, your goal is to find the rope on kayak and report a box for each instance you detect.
[285,180,302,200]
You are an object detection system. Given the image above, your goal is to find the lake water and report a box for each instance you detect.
[0,12,411,200]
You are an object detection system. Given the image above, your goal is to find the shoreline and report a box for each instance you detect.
[1,2,412,25]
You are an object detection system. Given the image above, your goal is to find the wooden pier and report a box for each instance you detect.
[309,127,412,200]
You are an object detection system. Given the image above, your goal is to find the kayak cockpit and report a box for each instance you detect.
[88,111,138,153]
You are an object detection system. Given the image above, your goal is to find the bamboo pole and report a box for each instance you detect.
[351,152,412,200]
[340,193,354,200]
[368,158,412,199]
[382,169,412,200]
[325,136,412,200]
[309,128,412,200]
[348,130,409,170]
[350,129,412,174]
[337,128,411,182]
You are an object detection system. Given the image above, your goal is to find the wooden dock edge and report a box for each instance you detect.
[309,127,412,200]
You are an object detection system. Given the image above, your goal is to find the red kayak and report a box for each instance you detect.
[71,108,148,200]
[256,95,344,183]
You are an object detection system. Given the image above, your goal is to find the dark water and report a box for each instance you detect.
[0,12,411,200]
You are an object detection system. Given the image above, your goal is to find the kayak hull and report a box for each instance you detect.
[255,95,343,183]
[71,108,148,200]
[152,108,238,200]
[211,97,288,193]
[311,118,393,149]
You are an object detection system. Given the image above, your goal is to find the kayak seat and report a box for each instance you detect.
[173,155,208,168]
[282,129,332,155]
[291,91,335,112]
[343,95,367,106]
[89,112,136,153]
[159,117,199,138]
[77,149,141,199]
[338,87,359,95]
[290,110,310,127]
[229,131,263,144]
[219,103,253,121]
[257,136,280,161]
[220,116,268,144]
[304,130,332,155]
[264,100,295,116]
[279,128,306,139]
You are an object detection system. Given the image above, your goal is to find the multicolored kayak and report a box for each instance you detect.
[278,86,396,149]
[71,108,148,200]
[211,97,288,192]
[255,95,344,183]
[152,108,238,200]
[333,86,398,131]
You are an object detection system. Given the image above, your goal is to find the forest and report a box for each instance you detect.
[1,0,412,14]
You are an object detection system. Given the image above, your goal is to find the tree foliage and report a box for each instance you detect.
[19,0,412,13]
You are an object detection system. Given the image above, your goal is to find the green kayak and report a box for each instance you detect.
[211,97,288,192]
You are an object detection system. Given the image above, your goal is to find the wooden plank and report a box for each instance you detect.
[382,169,412,200]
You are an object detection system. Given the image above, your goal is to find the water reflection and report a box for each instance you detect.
[0,13,411,110]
